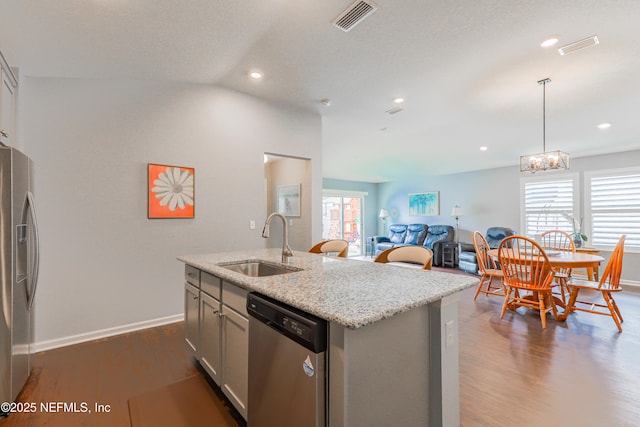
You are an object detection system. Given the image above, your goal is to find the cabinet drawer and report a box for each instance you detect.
[201,272,222,299]
[222,281,249,317]
[185,265,200,287]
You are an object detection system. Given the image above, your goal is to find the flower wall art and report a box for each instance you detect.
[148,163,195,219]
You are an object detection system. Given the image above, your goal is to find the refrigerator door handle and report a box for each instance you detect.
[23,192,40,310]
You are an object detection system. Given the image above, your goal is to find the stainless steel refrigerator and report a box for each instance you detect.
[0,145,39,410]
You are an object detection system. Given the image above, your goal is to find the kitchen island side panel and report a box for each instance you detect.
[329,304,433,426]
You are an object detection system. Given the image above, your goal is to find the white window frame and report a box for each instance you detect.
[520,173,580,238]
[584,166,640,253]
[322,189,368,256]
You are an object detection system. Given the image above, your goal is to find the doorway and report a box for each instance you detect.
[322,191,366,256]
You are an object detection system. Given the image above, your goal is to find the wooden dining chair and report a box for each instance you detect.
[498,236,558,328]
[308,239,349,258]
[374,246,433,270]
[564,235,626,331]
[472,231,505,300]
[540,229,575,305]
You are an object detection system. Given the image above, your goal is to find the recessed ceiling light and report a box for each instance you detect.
[597,122,612,129]
[541,37,559,48]
[480,146,488,151]
[321,98,332,107]
[249,71,263,79]
[394,97,405,104]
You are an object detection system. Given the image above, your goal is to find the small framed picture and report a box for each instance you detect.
[148,163,195,219]
[278,184,301,217]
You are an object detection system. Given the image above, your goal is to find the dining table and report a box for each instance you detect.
[487,248,605,317]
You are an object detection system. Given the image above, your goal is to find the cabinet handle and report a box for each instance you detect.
[218,312,224,319]
[192,295,198,300]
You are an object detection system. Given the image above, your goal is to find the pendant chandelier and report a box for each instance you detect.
[519,78,570,173]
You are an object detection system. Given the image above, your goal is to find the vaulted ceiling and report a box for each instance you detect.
[2,0,639,182]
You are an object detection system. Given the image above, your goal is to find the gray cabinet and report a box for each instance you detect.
[199,290,222,383]
[183,266,248,420]
[184,282,200,353]
[221,294,248,419]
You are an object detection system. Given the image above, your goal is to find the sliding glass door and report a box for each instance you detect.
[322,192,365,256]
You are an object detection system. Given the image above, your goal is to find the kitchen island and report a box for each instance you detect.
[179,248,478,426]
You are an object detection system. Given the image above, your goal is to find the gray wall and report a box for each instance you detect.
[378,149,640,285]
[21,77,322,347]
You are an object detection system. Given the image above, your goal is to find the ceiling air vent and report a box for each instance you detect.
[558,35,599,56]
[332,0,378,32]
[385,107,404,115]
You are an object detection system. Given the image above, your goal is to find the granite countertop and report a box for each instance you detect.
[178,248,478,329]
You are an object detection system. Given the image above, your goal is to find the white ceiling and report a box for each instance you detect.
[2,0,640,182]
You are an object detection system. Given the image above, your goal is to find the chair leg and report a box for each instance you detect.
[500,288,513,319]
[538,292,547,329]
[558,287,579,321]
[603,292,623,332]
[609,294,624,323]
[473,275,488,300]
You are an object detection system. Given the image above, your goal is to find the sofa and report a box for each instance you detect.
[374,224,454,267]
[458,227,516,274]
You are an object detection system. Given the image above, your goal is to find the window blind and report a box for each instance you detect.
[589,173,640,248]
[523,179,575,237]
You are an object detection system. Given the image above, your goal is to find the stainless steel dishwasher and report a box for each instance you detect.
[247,292,327,427]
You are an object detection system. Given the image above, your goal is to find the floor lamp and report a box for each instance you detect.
[451,205,463,243]
[379,208,389,235]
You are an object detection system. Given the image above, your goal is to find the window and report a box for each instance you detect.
[585,168,640,250]
[521,174,579,238]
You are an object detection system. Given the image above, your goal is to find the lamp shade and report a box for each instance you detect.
[451,206,463,217]
[379,208,389,219]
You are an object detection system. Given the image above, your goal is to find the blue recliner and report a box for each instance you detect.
[374,224,454,267]
[423,225,454,267]
[458,227,516,274]
[375,224,428,254]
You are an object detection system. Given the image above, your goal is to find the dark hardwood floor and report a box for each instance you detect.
[2,279,639,427]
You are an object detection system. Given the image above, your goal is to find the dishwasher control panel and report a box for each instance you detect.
[247,292,327,353]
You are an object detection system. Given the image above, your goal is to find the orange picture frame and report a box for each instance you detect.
[147,163,195,219]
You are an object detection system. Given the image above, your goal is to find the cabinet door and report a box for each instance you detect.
[184,283,200,353]
[200,291,222,384]
[221,305,249,419]
[0,67,16,146]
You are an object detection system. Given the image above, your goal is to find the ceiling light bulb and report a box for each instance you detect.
[394,97,405,104]
[541,37,559,48]
[480,146,488,151]
[597,122,611,129]
[249,71,263,79]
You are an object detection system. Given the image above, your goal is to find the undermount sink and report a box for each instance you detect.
[218,260,302,277]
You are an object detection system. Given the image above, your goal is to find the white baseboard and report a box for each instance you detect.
[32,314,184,353]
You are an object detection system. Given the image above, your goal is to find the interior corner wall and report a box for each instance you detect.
[20,77,322,346]
[378,149,640,283]
[265,157,312,251]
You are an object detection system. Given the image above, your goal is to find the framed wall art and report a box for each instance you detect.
[408,191,439,216]
[148,163,195,219]
[278,184,301,217]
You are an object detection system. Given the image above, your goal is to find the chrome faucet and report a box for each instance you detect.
[262,212,293,263]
